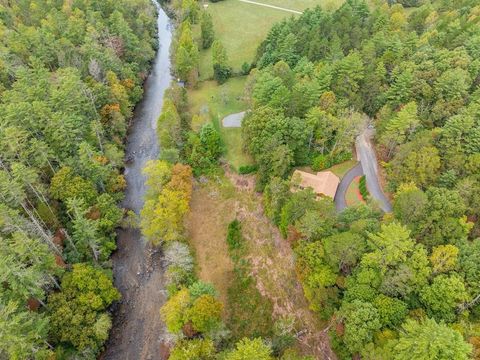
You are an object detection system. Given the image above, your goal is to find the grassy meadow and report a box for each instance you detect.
[194,0,345,79]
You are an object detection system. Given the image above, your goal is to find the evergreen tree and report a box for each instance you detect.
[200,12,215,49]
[212,40,231,84]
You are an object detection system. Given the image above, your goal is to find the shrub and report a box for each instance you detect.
[225,338,273,360]
[186,294,223,333]
[164,241,196,291]
[241,62,251,75]
[359,176,369,200]
[271,316,296,356]
[226,220,243,252]
[212,40,231,84]
[311,152,352,171]
[161,290,223,335]
[312,154,329,171]
[169,339,215,360]
[213,63,232,84]
[189,281,217,300]
[238,164,258,174]
[333,151,353,164]
[200,12,214,49]
[160,148,180,164]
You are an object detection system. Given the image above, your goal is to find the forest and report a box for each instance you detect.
[0,0,157,358]
[247,0,480,358]
[2,0,480,359]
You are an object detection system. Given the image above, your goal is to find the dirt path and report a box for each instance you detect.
[186,172,336,360]
[238,0,303,14]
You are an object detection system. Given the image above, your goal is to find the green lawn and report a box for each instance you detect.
[188,77,248,130]
[297,160,358,180]
[221,127,253,170]
[328,160,358,179]
[196,0,295,79]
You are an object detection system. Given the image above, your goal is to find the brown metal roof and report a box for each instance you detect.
[292,170,340,199]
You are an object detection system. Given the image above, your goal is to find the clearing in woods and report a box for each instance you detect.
[187,77,253,170]
[186,172,337,359]
[195,0,345,79]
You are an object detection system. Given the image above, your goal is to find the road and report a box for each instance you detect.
[334,127,392,213]
[102,3,173,360]
[355,128,392,213]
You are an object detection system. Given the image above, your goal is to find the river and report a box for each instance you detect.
[102,3,173,359]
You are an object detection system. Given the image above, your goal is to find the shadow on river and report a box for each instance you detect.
[101,2,173,359]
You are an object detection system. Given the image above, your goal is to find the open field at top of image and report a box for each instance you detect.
[195,0,346,79]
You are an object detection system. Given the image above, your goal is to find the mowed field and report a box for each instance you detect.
[196,0,345,79]
[258,0,345,11]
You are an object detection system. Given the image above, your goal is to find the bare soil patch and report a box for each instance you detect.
[185,180,236,307]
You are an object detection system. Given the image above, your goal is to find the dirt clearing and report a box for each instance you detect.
[186,182,235,306]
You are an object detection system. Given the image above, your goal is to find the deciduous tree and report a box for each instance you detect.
[48,264,119,353]
[225,338,274,360]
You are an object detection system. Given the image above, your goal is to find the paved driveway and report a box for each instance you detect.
[334,162,363,211]
[333,126,392,213]
[222,111,246,128]
[355,128,392,213]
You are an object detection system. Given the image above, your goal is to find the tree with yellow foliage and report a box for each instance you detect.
[140,163,192,246]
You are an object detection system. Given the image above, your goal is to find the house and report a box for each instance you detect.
[291,170,340,199]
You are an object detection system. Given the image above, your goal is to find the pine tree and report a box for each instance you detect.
[200,12,214,49]
[212,40,231,84]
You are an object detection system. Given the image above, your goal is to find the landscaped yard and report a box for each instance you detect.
[188,76,253,169]
[346,175,365,206]
[327,159,358,179]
